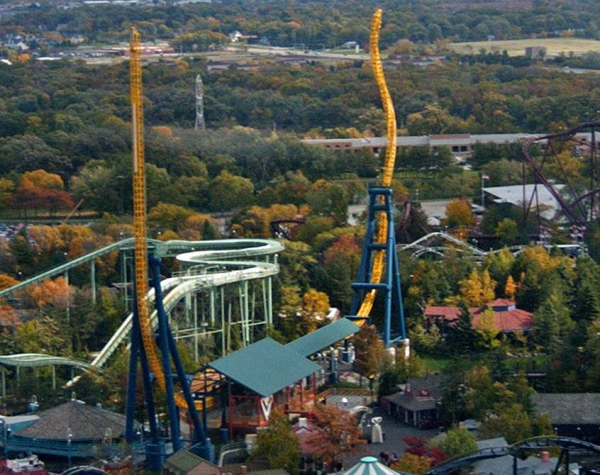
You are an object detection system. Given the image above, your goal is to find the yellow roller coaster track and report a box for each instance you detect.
[356,9,397,321]
[130,28,188,411]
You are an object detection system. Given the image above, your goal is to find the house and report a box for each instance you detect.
[163,449,220,475]
[425,299,533,335]
[531,393,600,444]
[381,373,447,427]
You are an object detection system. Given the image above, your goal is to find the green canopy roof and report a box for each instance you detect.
[285,318,360,357]
[209,338,320,397]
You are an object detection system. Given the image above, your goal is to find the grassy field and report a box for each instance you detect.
[450,37,600,57]
[420,356,452,373]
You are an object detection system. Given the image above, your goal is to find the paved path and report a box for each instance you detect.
[341,404,440,470]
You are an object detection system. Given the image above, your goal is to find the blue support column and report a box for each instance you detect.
[349,187,406,347]
[150,256,215,462]
[125,287,162,471]
[150,256,181,453]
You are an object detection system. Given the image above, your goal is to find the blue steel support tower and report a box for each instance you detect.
[125,255,214,470]
[349,187,406,347]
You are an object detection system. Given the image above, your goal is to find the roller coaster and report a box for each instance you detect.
[1,11,407,468]
[424,436,600,475]
[522,121,600,226]
[348,9,406,348]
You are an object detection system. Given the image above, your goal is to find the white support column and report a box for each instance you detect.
[267,277,273,326]
[262,280,268,328]
[194,298,199,363]
[90,260,96,305]
[210,288,216,329]
[65,270,70,324]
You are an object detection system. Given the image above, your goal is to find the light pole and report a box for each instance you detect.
[481,173,488,207]
[67,427,73,469]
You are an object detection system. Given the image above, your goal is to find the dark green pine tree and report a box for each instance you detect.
[449,302,479,354]
[572,281,600,323]
[202,219,219,240]
[532,296,567,354]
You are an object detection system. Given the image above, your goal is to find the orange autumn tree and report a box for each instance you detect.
[29,276,72,310]
[0,274,20,329]
[306,404,365,471]
[16,170,74,216]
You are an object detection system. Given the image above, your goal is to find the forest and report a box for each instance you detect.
[4,0,600,48]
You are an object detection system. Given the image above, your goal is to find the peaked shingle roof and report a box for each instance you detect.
[208,338,321,397]
[164,448,219,473]
[531,393,600,425]
[15,400,126,441]
[285,318,360,357]
[425,300,533,333]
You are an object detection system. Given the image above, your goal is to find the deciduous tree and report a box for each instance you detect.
[252,411,300,475]
[209,170,254,212]
[430,428,477,458]
[305,404,365,471]
[353,325,386,381]
[444,198,475,229]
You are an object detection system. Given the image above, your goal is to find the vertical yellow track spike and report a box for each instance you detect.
[356,9,397,320]
[130,28,188,410]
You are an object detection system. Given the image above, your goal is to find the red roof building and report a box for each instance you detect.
[425,299,533,333]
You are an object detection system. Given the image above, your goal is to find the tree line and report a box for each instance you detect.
[3,0,600,50]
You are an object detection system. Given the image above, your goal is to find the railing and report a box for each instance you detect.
[4,437,141,458]
[317,388,373,399]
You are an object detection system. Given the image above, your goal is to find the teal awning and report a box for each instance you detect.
[285,318,360,357]
[344,457,405,475]
[208,338,320,397]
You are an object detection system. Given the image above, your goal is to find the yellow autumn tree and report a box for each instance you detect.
[459,269,496,307]
[28,225,65,254]
[474,308,500,349]
[391,453,432,475]
[445,198,476,229]
[21,169,64,191]
[504,275,517,299]
[302,288,330,318]
[185,213,214,235]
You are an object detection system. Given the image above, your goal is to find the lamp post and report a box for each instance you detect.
[481,173,489,207]
[67,427,73,469]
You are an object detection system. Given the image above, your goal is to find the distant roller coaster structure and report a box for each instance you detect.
[523,121,600,227]
[424,436,600,475]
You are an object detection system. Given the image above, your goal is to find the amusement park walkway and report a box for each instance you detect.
[338,402,440,470]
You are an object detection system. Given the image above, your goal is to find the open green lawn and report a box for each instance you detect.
[420,355,453,373]
[450,37,600,57]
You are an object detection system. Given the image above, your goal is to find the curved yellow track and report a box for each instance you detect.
[356,9,397,320]
[130,28,188,411]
